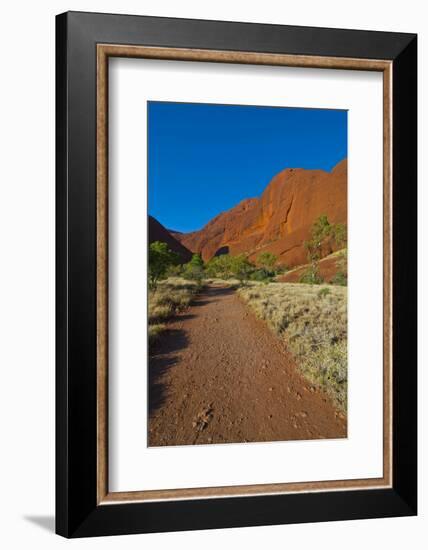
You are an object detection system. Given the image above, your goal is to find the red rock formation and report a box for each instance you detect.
[149,215,193,263]
[173,159,347,268]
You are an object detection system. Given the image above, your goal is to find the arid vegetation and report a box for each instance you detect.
[300,215,347,286]
[148,212,348,414]
[151,244,282,285]
[148,241,180,290]
[147,110,349,444]
[238,282,347,411]
[148,277,201,342]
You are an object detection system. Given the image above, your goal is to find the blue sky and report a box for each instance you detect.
[148,101,347,233]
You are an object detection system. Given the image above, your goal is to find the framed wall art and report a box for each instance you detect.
[56,11,417,537]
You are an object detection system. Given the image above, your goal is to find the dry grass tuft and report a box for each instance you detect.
[148,278,201,341]
[238,282,347,412]
[148,323,166,342]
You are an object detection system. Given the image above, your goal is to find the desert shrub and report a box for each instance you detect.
[148,277,201,341]
[165,264,183,277]
[230,254,255,285]
[332,248,348,286]
[148,323,166,342]
[205,255,234,279]
[304,214,332,261]
[300,340,347,407]
[275,264,289,275]
[303,216,348,289]
[318,287,331,298]
[305,215,348,260]
[238,282,347,411]
[257,251,277,269]
[205,253,255,284]
[299,263,324,285]
[332,223,347,248]
[182,264,204,282]
[148,302,172,322]
[331,271,347,286]
[250,268,274,283]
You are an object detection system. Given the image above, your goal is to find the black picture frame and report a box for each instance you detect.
[56,11,417,538]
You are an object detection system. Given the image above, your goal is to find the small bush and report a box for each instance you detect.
[148,277,201,343]
[318,287,331,298]
[250,268,274,283]
[299,264,324,285]
[148,323,165,342]
[165,264,183,277]
[331,271,347,286]
[205,253,256,283]
[148,303,172,322]
[304,215,348,263]
[332,223,347,248]
[182,263,204,282]
[257,251,277,269]
[275,265,289,275]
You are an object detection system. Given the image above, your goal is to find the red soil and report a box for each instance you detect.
[149,285,346,446]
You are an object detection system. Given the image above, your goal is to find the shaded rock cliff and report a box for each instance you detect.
[149,215,193,263]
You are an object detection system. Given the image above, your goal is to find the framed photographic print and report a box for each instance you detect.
[56,11,417,537]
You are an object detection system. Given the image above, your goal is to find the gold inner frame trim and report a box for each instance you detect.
[96,44,393,505]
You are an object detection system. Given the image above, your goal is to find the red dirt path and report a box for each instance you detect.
[148,285,346,446]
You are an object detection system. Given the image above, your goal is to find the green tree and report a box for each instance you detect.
[182,253,205,283]
[148,241,179,290]
[305,214,332,261]
[230,254,254,285]
[189,253,204,267]
[257,251,277,270]
[305,215,348,262]
[313,214,331,237]
[301,216,348,287]
[332,223,347,248]
[205,254,256,283]
[250,268,274,283]
[205,255,233,279]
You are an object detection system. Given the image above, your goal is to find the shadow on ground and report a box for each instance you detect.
[148,286,235,423]
[193,286,235,305]
[149,328,188,417]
